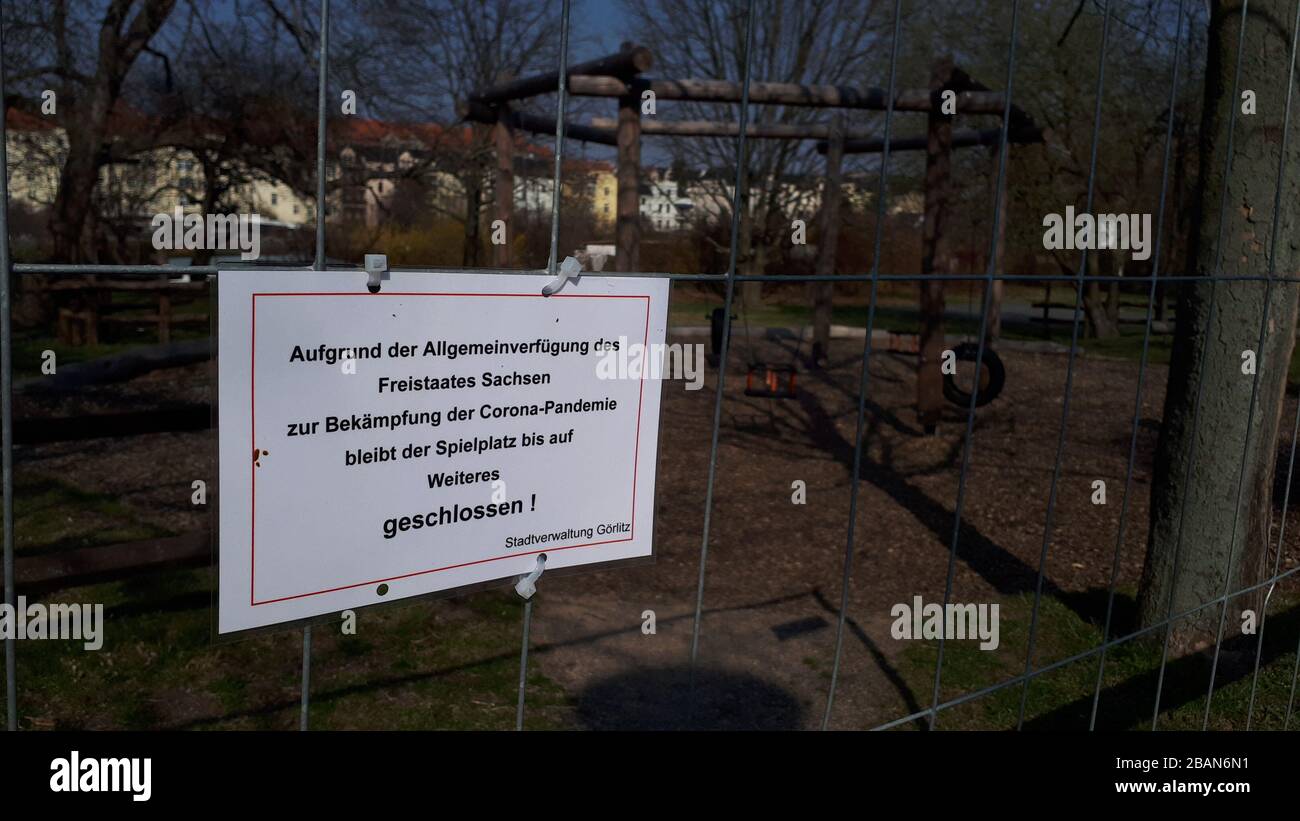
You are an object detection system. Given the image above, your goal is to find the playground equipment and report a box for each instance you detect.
[465,47,1040,425]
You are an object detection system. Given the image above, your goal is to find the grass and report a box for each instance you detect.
[0,470,569,729]
[2,473,570,729]
[894,589,1300,731]
[2,476,172,556]
[15,567,572,730]
[11,333,141,380]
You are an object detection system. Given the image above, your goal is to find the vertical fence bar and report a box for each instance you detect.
[1248,376,1300,728]
[299,0,331,732]
[515,0,572,731]
[515,599,532,731]
[686,0,758,717]
[0,1,17,732]
[1015,0,1113,730]
[1204,0,1300,728]
[315,0,329,272]
[1089,0,1187,731]
[544,0,571,279]
[821,0,904,730]
[1152,0,1252,730]
[314,0,330,272]
[927,0,1020,730]
[299,627,312,731]
[1287,626,1300,727]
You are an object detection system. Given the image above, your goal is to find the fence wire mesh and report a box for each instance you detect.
[2,0,1300,732]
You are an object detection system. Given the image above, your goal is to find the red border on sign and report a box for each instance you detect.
[249,291,652,606]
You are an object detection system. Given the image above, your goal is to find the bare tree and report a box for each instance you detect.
[44,0,179,262]
[349,0,565,266]
[622,0,890,305]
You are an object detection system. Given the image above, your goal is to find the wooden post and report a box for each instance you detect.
[919,58,955,433]
[85,304,99,346]
[616,92,641,271]
[158,281,172,344]
[1042,280,1052,338]
[984,143,1005,346]
[812,115,845,366]
[493,105,514,268]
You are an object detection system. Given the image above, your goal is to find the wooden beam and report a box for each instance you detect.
[511,109,616,146]
[14,405,210,444]
[471,45,653,104]
[15,339,211,394]
[570,75,1011,114]
[827,127,1040,154]
[919,59,955,433]
[30,279,207,292]
[948,65,1040,146]
[590,116,846,140]
[587,117,1040,152]
[460,99,617,146]
[616,92,641,271]
[17,532,209,593]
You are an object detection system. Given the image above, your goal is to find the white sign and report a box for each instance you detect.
[217,270,668,633]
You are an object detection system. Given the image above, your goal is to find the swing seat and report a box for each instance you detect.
[745,363,797,398]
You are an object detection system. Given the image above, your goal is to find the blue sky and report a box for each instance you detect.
[570,0,637,58]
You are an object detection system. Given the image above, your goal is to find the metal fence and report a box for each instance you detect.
[3,0,1300,732]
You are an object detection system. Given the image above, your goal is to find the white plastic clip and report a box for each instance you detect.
[514,554,547,599]
[542,256,582,296]
[364,254,388,293]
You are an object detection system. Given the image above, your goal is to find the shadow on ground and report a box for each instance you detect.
[574,666,802,730]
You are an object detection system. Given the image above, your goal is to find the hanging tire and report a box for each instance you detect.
[943,342,1006,407]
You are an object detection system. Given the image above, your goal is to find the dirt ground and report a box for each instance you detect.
[12,330,1300,730]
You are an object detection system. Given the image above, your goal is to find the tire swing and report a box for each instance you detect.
[739,298,799,400]
[942,342,1006,407]
[745,362,798,399]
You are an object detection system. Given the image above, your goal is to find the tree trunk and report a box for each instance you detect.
[1138,0,1300,654]
[51,123,107,262]
[462,164,483,268]
[1083,252,1119,338]
[1105,249,1124,326]
[48,0,179,261]
[616,92,641,272]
